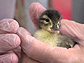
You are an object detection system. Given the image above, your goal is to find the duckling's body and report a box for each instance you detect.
[33,29,74,48]
[34,29,58,46]
[33,9,75,48]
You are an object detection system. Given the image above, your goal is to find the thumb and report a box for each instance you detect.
[17,27,82,63]
[29,2,46,28]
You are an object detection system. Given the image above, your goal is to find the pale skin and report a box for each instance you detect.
[0,2,84,63]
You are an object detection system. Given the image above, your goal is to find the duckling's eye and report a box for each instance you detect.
[45,19,49,22]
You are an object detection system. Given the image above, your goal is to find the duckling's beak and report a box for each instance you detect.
[51,24,60,34]
[52,24,59,30]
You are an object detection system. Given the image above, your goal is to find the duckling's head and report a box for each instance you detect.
[39,9,62,33]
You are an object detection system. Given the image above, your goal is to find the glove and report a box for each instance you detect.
[0,19,21,63]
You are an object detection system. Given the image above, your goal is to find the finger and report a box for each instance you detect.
[60,19,84,44]
[0,19,19,33]
[0,53,18,63]
[0,34,20,54]
[29,2,46,28]
[18,27,83,63]
[13,46,21,63]
[13,46,21,59]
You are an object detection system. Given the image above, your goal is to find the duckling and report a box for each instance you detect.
[33,9,75,48]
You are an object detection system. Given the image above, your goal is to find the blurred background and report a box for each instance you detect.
[0,0,84,34]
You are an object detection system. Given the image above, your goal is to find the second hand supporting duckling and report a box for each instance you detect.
[33,9,75,48]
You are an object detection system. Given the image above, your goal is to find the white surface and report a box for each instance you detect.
[0,0,16,20]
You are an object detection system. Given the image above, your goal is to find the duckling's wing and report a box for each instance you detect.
[57,35,75,48]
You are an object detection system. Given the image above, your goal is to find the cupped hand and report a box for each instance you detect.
[18,2,84,63]
[0,19,21,63]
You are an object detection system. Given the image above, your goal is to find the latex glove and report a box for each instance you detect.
[0,19,21,63]
[18,2,84,63]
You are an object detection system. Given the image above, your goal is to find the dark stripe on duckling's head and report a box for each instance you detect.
[39,9,62,24]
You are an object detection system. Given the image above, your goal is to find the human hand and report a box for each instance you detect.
[0,19,21,63]
[18,2,84,63]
